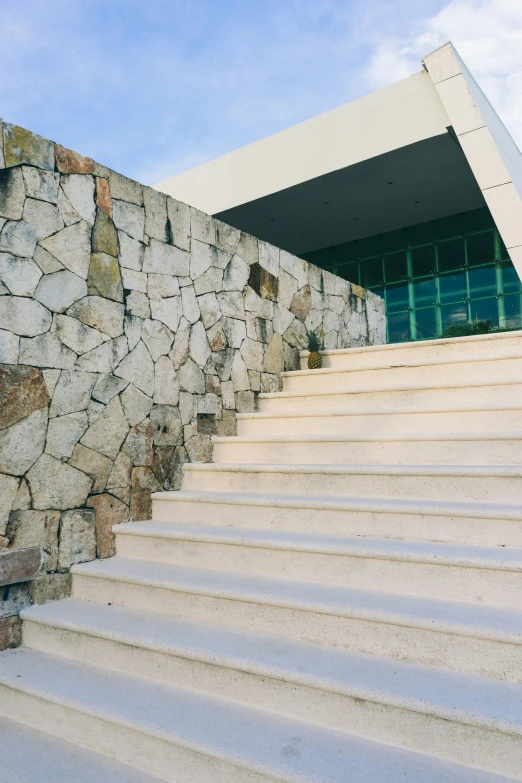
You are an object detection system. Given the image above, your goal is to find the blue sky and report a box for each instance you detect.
[1,0,520,185]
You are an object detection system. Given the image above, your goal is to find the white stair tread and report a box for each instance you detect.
[118,521,522,570]
[0,648,516,783]
[0,716,164,783]
[258,378,522,399]
[238,403,522,419]
[186,462,522,478]
[154,488,522,520]
[72,557,522,643]
[23,598,522,735]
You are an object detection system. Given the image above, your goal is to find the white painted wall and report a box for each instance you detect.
[154,71,450,216]
[423,42,522,279]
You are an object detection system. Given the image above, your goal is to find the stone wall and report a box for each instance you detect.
[0,120,385,644]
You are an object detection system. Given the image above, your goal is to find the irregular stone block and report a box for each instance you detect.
[67,295,124,338]
[91,373,127,404]
[0,329,19,363]
[237,232,259,266]
[206,321,226,352]
[222,317,246,349]
[258,241,280,276]
[181,285,200,325]
[273,303,295,336]
[231,351,250,392]
[112,199,145,241]
[0,168,24,220]
[215,220,241,255]
[110,486,130,504]
[166,197,190,251]
[114,339,154,396]
[261,372,282,393]
[29,572,71,605]
[41,369,60,397]
[96,177,112,217]
[0,220,37,258]
[12,478,31,511]
[290,284,312,322]
[7,509,60,569]
[86,492,129,558]
[107,450,132,490]
[221,380,235,409]
[87,251,123,302]
[239,336,263,372]
[197,292,220,330]
[0,295,50,336]
[143,238,189,276]
[126,289,150,319]
[129,489,152,522]
[40,220,92,279]
[122,420,153,466]
[19,332,76,370]
[142,319,174,362]
[0,407,47,476]
[27,453,92,510]
[0,546,42,588]
[120,383,153,426]
[121,267,147,293]
[212,348,235,382]
[189,239,213,279]
[244,287,275,319]
[283,317,308,349]
[22,167,59,203]
[45,411,88,460]
[53,313,108,355]
[49,371,96,417]
[190,207,215,245]
[235,390,255,413]
[109,171,143,206]
[185,433,212,462]
[194,266,223,295]
[150,295,182,332]
[150,404,182,446]
[0,584,31,620]
[58,508,96,569]
[247,370,260,391]
[143,187,167,242]
[189,320,211,368]
[0,364,49,430]
[169,317,190,370]
[80,395,129,460]
[23,198,64,241]
[87,399,104,425]
[55,144,94,174]
[92,208,118,256]
[263,333,284,374]
[248,263,278,302]
[151,445,187,490]
[3,124,54,170]
[278,268,299,309]
[60,174,95,225]
[0,616,22,650]
[75,335,128,373]
[217,290,245,320]
[154,355,180,406]
[147,273,179,300]
[69,444,112,494]
[118,230,144,270]
[280,250,309,289]
[223,254,249,291]
[34,269,87,313]
[57,186,80,226]
[33,244,63,274]
[0,474,19,525]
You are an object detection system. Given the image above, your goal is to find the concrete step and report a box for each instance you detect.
[258,379,522,413]
[284,356,522,394]
[237,405,522,436]
[299,330,522,371]
[152,489,522,547]
[71,557,522,682]
[2,648,513,783]
[0,715,165,783]
[21,598,522,778]
[182,462,522,503]
[212,431,522,466]
[114,521,522,608]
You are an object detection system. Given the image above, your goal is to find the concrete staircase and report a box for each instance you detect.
[2,330,522,782]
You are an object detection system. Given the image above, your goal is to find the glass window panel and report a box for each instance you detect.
[468,266,497,298]
[469,297,499,327]
[384,251,408,283]
[437,238,465,274]
[466,232,495,267]
[441,302,468,331]
[387,311,411,343]
[385,283,409,313]
[360,256,383,288]
[439,272,467,304]
[411,245,435,278]
[502,262,522,295]
[502,294,522,329]
[497,234,510,261]
[414,308,438,340]
[413,278,436,308]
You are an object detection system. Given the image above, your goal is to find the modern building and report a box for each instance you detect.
[155,42,522,343]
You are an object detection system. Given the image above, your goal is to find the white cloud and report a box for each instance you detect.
[365,0,522,146]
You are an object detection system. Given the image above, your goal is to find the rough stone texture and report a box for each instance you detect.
[0,616,22,649]
[0,364,49,429]
[58,508,96,569]
[86,493,128,558]
[0,121,384,631]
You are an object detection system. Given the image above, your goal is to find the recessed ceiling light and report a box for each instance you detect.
[324,201,330,205]
[388,181,393,185]
[270,218,276,222]
[415,200,420,204]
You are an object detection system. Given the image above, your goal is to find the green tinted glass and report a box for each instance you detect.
[360,256,383,287]
[387,311,411,342]
[411,245,435,278]
[385,283,409,313]
[467,232,495,267]
[415,307,437,339]
[438,238,465,273]
[439,272,466,303]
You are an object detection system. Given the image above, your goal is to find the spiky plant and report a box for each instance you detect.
[307,331,323,369]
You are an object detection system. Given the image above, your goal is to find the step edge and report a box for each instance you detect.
[21,606,522,738]
[212,431,522,444]
[183,463,522,478]
[258,378,522,399]
[237,404,522,419]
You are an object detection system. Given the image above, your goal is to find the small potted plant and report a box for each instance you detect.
[306,331,323,369]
